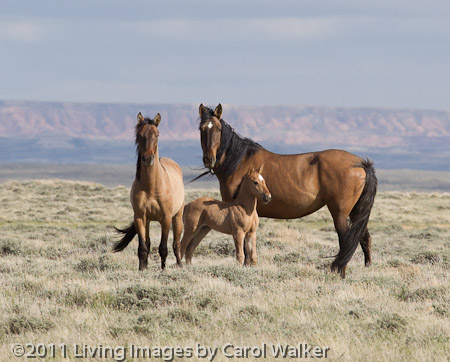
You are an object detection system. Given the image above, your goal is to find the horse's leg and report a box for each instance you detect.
[135,216,148,271]
[180,226,196,261]
[249,231,258,266]
[159,217,171,270]
[233,230,245,266]
[360,229,372,267]
[328,207,350,278]
[172,206,184,267]
[185,226,211,265]
[145,219,151,265]
[244,231,258,266]
[244,233,250,266]
[249,218,259,266]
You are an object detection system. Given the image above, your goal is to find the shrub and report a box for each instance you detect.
[0,239,22,256]
[168,308,209,326]
[397,286,447,302]
[6,315,54,335]
[111,285,187,310]
[195,293,223,311]
[203,265,260,288]
[376,313,407,333]
[411,251,443,265]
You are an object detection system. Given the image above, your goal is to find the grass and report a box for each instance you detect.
[0,180,449,361]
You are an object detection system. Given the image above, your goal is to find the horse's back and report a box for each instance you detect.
[160,157,184,216]
[251,148,366,218]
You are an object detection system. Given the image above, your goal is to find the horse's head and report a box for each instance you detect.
[246,165,271,204]
[135,112,161,166]
[199,103,223,169]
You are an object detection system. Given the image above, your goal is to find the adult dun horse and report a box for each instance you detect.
[113,112,184,270]
[181,165,271,266]
[196,104,377,278]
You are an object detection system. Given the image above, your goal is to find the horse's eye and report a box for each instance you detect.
[253,181,258,185]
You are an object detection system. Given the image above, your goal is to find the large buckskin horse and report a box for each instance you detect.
[196,104,377,278]
[113,112,184,270]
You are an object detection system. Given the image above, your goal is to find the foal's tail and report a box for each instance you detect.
[331,159,377,277]
[112,223,136,252]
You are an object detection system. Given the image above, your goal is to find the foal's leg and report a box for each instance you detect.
[185,226,211,265]
[159,216,172,270]
[233,230,246,266]
[135,216,148,271]
[244,231,258,266]
[172,206,184,267]
[180,228,196,260]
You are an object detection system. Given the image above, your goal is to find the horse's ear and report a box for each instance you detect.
[214,104,222,119]
[154,113,161,127]
[247,168,255,176]
[199,104,207,117]
[137,112,144,123]
[256,164,264,174]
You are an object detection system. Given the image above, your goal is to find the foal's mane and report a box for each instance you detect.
[135,117,159,180]
[199,107,263,178]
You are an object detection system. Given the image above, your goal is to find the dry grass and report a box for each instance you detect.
[0,180,449,361]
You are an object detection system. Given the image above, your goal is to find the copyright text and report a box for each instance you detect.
[11,342,330,360]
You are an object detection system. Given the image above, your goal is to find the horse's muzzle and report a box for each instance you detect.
[143,154,155,166]
[263,194,272,204]
[203,155,216,169]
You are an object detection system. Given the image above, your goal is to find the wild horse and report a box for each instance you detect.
[196,104,377,278]
[114,112,184,270]
[181,165,271,266]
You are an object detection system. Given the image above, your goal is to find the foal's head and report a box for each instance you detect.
[245,165,271,204]
[135,112,161,166]
[199,103,222,169]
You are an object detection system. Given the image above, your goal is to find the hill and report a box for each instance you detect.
[0,100,449,170]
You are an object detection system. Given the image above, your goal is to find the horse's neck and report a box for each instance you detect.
[234,179,257,215]
[139,150,163,192]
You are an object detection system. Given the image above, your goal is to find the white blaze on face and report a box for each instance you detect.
[207,121,213,129]
[258,174,264,182]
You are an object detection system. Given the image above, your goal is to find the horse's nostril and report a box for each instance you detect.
[203,155,216,168]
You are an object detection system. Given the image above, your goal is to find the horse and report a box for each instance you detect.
[113,112,184,270]
[181,165,271,266]
[195,104,377,278]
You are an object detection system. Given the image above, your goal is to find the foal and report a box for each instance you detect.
[181,166,271,266]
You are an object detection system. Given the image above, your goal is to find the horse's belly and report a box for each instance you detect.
[160,158,184,217]
[256,197,325,219]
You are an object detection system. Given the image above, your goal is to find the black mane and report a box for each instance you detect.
[215,119,263,177]
[199,107,263,177]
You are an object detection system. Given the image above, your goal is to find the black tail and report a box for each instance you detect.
[331,159,377,276]
[112,223,137,252]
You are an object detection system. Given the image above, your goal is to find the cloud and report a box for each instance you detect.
[0,20,45,42]
[134,17,339,43]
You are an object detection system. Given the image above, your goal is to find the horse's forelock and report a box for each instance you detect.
[199,106,221,128]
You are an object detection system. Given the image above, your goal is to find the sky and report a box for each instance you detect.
[1,0,450,110]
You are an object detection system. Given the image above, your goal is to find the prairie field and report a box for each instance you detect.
[0,180,449,361]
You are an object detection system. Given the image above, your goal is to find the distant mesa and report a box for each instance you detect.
[1,100,449,149]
